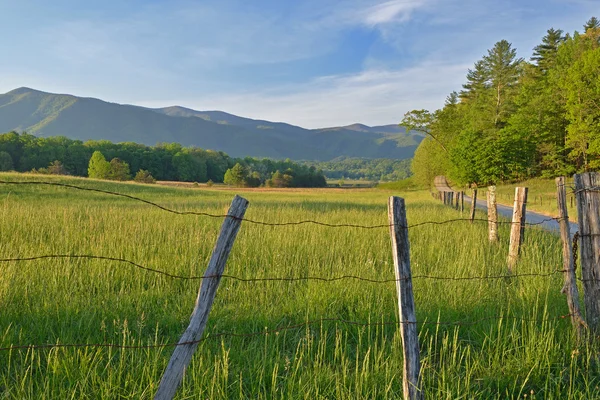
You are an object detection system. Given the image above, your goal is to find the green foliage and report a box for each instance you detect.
[47,160,68,175]
[413,17,600,186]
[0,151,13,171]
[0,88,422,161]
[87,151,111,179]
[266,170,293,188]
[108,158,131,181]
[411,138,452,187]
[133,169,156,184]
[0,131,327,187]
[300,157,411,181]
[223,163,247,186]
[377,177,422,191]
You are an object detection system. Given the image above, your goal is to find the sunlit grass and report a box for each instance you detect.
[0,172,596,399]
[494,178,577,222]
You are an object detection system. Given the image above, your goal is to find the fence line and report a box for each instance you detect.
[0,180,560,229]
[0,313,573,353]
[2,177,595,399]
[0,253,569,283]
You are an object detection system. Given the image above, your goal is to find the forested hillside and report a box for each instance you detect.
[406,17,600,187]
[0,87,422,161]
[301,157,412,181]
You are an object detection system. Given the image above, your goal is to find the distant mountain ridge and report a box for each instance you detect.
[0,87,422,161]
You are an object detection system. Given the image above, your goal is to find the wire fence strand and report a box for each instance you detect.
[0,180,562,229]
[0,314,573,352]
[0,254,569,283]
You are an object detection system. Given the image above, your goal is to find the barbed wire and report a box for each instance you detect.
[0,254,568,283]
[0,313,573,352]
[0,180,562,229]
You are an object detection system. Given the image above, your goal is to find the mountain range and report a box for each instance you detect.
[0,87,422,161]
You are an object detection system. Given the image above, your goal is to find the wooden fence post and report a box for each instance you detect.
[507,187,528,272]
[470,189,478,223]
[454,191,459,210]
[556,177,586,337]
[388,196,422,400]
[574,172,600,333]
[460,191,465,213]
[487,186,498,242]
[154,195,249,400]
[449,192,454,208]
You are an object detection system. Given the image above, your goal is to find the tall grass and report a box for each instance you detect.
[494,178,577,222]
[0,172,597,398]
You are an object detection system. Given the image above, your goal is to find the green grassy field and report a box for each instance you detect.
[0,173,597,399]
[488,178,577,222]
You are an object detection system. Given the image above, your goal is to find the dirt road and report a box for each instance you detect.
[434,176,579,237]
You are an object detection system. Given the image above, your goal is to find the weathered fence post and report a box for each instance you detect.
[507,187,528,272]
[448,192,454,208]
[470,188,478,223]
[154,195,249,400]
[460,191,464,213]
[454,191,459,210]
[556,177,586,337]
[388,196,422,400]
[487,186,498,242]
[574,172,600,333]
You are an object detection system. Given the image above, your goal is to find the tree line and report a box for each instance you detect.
[404,17,600,187]
[300,157,412,181]
[0,131,327,187]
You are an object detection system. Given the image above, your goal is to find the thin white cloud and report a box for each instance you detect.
[362,0,427,26]
[139,60,469,128]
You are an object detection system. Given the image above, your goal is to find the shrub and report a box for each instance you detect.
[134,169,156,183]
[47,160,69,175]
[108,158,131,181]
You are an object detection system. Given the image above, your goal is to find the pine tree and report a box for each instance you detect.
[532,28,565,73]
[584,17,600,32]
[483,40,523,127]
[460,60,489,102]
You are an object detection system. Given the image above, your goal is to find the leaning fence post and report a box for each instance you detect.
[470,188,478,223]
[556,177,586,337]
[487,186,498,242]
[507,187,528,272]
[154,195,249,400]
[574,172,600,333]
[388,196,422,400]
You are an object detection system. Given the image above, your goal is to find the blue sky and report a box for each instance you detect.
[1,0,597,128]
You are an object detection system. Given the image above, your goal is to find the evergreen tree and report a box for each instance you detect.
[584,17,600,32]
[532,28,565,73]
[483,40,523,127]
